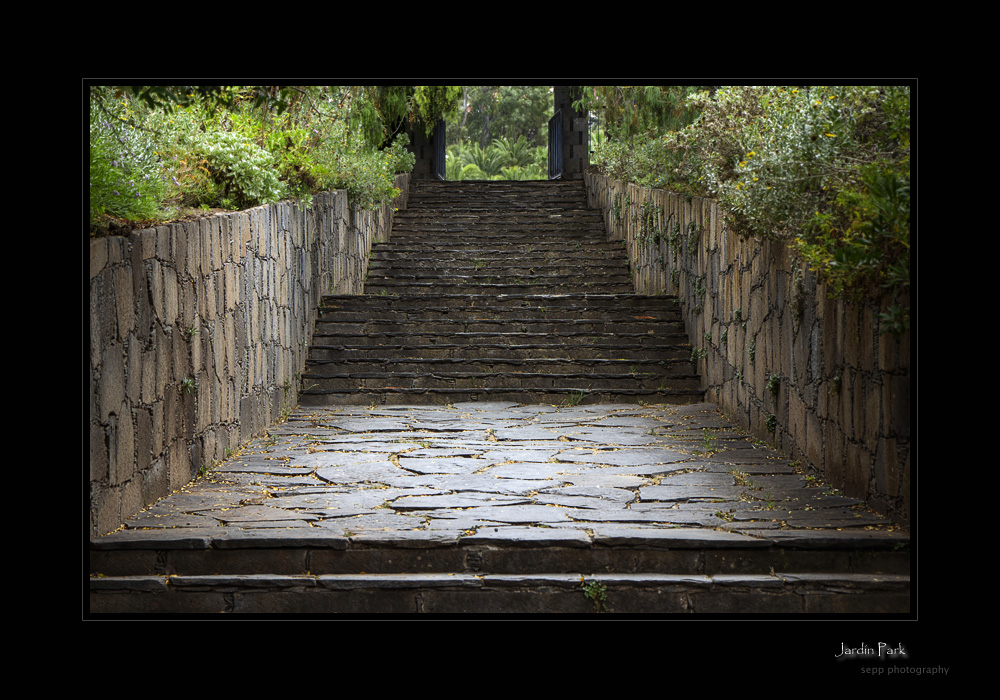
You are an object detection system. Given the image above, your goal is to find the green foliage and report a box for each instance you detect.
[89,85,428,231]
[446,137,547,181]
[796,161,910,337]
[585,85,911,338]
[448,86,553,148]
[575,85,708,142]
[89,90,169,223]
[197,130,287,210]
[310,96,414,209]
[581,579,609,613]
[413,86,463,137]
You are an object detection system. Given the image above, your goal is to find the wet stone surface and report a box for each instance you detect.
[99,402,902,544]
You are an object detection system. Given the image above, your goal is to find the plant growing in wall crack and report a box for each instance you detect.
[686,221,702,254]
[638,200,664,245]
[766,373,780,399]
[692,276,707,314]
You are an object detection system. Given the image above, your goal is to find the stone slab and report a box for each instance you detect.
[93,403,905,556]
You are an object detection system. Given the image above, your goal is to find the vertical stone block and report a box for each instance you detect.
[90,422,108,482]
[100,342,125,423]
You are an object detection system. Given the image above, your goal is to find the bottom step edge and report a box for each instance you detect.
[89,573,911,615]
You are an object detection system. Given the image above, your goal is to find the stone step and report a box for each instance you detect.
[297,386,706,406]
[302,178,701,406]
[369,251,627,263]
[308,332,692,350]
[312,319,686,336]
[307,344,692,362]
[364,282,637,295]
[90,529,910,614]
[320,293,681,312]
[301,368,701,391]
[363,274,635,289]
[313,311,685,327]
[89,571,911,614]
[367,261,629,275]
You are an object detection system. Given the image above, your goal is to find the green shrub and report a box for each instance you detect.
[588,85,911,337]
[197,131,287,210]
[312,111,407,209]
[89,95,168,223]
[89,85,422,230]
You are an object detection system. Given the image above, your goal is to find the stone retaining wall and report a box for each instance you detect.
[585,173,910,527]
[88,175,410,536]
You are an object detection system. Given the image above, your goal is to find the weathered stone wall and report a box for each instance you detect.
[88,175,410,536]
[586,173,910,527]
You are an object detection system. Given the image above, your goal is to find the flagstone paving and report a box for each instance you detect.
[103,401,901,546]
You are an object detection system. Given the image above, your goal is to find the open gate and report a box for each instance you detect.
[432,113,564,181]
[547,110,563,179]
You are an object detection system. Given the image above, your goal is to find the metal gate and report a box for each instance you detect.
[434,118,446,180]
[547,110,563,180]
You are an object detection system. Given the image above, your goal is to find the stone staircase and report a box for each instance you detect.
[298,179,702,407]
[89,180,910,616]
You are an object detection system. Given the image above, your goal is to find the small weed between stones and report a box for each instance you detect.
[581,578,609,613]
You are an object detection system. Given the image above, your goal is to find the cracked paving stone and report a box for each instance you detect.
[323,417,414,432]
[639,484,747,501]
[555,448,688,466]
[129,488,265,513]
[564,508,723,526]
[478,448,561,462]
[392,492,531,510]
[289,451,393,469]
[395,456,498,474]
[314,513,427,530]
[460,526,591,546]
[588,526,763,547]
[272,488,412,512]
[491,426,564,441]
[401,448,483,458]
[533,493,626,509]
[426,516,505,530]
[416,504,573,524]
[316,461,407,484]
[656,471,732,486]
[213,461,315,476]
[554,472,648,488]
[480,463,566,480]
[125,511,222,529]
[201,504,319,524]
[540,485,636,504]
[555,427,660,445]
[381,473,545,496]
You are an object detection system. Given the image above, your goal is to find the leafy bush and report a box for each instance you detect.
[89,94,168,223]
[88,85,424,231]
[586,85,911,337]
[310,99,413,209]
[197,130,287,210]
